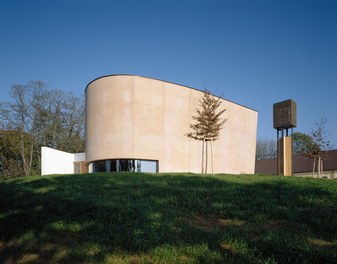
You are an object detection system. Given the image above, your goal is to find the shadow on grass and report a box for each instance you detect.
[0,173,336,263]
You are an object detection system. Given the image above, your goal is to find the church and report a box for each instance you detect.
[42,75,257,175]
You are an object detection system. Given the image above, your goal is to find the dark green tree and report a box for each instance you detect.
[0,129,32,179]
[187,90,226,174]
[292,132,316,155]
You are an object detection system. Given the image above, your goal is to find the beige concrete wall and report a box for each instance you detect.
[85,75,258,174]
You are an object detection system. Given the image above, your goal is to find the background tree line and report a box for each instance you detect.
[256,116,331,177]
[256,132,317,160]
[0,81,85,179]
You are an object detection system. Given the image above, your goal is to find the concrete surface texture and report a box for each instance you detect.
[85,75,258,174]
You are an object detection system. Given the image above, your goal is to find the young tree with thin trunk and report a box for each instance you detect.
[303,116,330,178]
[187,90,226,174]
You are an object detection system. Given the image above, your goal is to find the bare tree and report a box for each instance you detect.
[304,116,330,178]
[0,83,37,176]
[256,138,277,160]
[34,89,85,152]
[0,81,85,177]
[187,90,226,174]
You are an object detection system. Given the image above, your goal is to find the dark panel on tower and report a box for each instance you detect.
[273,99,297,129]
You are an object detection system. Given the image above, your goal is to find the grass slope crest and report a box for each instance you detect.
[0,173,336,263]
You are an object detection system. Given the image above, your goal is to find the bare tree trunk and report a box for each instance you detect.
[211,139,214,175]
[28,138,34,175]
[205,140,208,174]
[20,140,27,176]
[312,158,316,177]
[201,139,205,174]
[20,132,29,176]
[318,157,321,178]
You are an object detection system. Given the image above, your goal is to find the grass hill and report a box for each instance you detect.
[0,173,336,263]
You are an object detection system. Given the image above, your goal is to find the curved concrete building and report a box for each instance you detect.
[40,74,257,176]
[85,74,257,174]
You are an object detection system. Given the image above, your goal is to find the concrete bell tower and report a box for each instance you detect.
[273,99,297,176]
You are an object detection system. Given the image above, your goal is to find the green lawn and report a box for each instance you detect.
[0,173,336,263]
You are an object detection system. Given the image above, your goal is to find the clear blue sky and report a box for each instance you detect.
[1,0,336,147]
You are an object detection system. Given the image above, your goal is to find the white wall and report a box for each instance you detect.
[41,147,85,175]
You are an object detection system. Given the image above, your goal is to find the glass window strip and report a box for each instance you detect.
[88,159,158,173]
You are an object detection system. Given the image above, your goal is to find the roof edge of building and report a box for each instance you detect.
[85,74,258,112]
